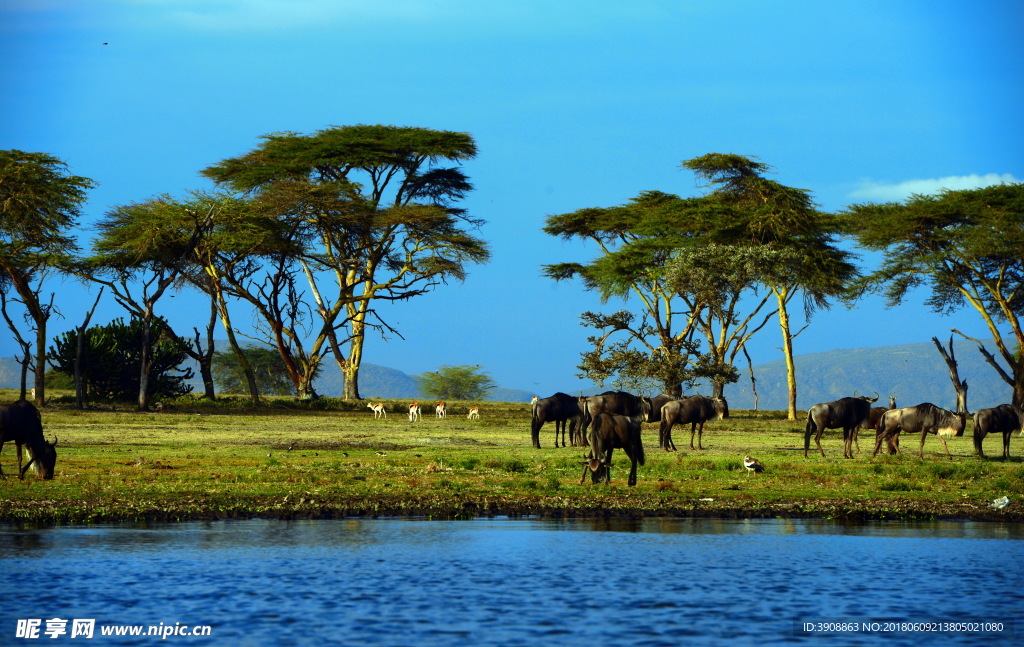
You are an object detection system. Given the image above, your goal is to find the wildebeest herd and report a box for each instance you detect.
[530,390,1023,488]
[2,391,1021,485]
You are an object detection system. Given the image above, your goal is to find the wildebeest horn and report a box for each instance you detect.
[870,392,879,402]
[51,436,58,447]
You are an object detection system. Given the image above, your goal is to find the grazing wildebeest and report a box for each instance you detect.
[804,394,878,459]
[578,391,652,445]
[579,412,645,487]
[659,395,729,451]
[973,404,1023,459]
[530,392,584,449]
[0,400,57,480]
[872,402,967,460]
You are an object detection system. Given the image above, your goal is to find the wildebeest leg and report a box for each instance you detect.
[691,422,706,450]
[919,430,930,460]
[1002,431,1011,459]
[554,419,563,448]
[661,421,676,452]
[15,443,24,480]
[603,448,614,485]
[934,432,954,460]
[842,428,854,459]
[625,448,637,487]
[871,429,896,459]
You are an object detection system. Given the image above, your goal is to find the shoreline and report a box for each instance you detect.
[3,494,1020,527]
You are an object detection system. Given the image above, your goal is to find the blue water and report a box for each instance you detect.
[2,518,1022,645]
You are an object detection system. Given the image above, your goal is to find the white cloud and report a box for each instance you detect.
[848,173,1020,203]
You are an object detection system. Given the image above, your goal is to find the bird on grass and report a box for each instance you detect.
[743,456,764,476]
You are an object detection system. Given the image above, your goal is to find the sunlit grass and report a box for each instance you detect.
[1,389,1022,524]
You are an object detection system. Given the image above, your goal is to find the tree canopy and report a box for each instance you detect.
[844,182,1024,406]
[202,125,490,400]
[415,365,497,401]
[0,150,95,403]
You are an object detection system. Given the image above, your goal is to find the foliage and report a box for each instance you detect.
[844,183,1024,405]
[201,125,491,401]
[212,346,314,396]
[0,150,96,402]
[415,365,497,400]
[48,317,194,401]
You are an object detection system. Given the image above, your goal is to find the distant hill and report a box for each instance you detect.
[2,341,1014,408]
[707,341,1014,411]
[0,354,536,403]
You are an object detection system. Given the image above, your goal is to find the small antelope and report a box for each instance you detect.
[467,406,480,420]
[368,402,386,419]
[435,401,447,418]
[409,402,421,422]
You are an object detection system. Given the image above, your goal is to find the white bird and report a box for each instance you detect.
[743,456,764,476]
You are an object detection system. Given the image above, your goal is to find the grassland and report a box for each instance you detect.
[2,390,1022,526]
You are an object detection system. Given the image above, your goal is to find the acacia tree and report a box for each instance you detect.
[543,191,706,395]
[0,150,95,405]
[202,125,490,400]
[681,154,859,419]
[85,197,210,410]
[845,183,1024,406]
[415,365,497,400]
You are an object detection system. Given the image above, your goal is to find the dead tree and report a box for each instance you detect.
[932,335,969,414]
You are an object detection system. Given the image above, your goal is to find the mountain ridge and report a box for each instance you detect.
[1,340,1015,408]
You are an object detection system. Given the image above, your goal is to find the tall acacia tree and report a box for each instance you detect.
[681,154,859,419]
[86,197,211,410]
[0,150,95,405]
[202,125,490,400]
[845,183,1024,406]
[543,191,707,395]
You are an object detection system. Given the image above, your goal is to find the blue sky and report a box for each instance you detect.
[2,0,1022,399]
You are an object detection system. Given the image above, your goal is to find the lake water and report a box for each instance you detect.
[2,517,1022,645]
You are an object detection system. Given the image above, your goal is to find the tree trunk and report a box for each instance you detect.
[341,317,365,401]
[216,291,259,404]
[932,336,969,414]
[75,289,104,409]
[742,346,758,411]
[137,314,153,411]
[776,289,798,420]
[194,297,218,400]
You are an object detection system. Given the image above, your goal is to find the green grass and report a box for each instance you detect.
[2,390,1022,525]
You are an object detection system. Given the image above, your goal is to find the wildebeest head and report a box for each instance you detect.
[713,396,729,419]
[24,436,58,480]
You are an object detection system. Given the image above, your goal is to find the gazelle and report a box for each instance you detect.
[368,402,386,419]
[436,401,447,418]
[409,402,421,422]
[467,406,480,420]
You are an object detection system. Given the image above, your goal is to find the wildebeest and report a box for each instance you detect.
[659,395,729,451]
[530,392,584,449]
[862,394,898,454]
[973,404,1023,459]
[579,412,645,487]
[0,400,57,480]
[804,394,878,459]
[642,393,678,424]
[872,402,967,460]
[577,391,652,445]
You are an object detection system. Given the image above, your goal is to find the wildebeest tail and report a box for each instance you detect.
[804,411,815,453]
[972,411,985,454]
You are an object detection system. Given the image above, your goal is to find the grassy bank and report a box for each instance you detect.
[2,391,1023,525]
